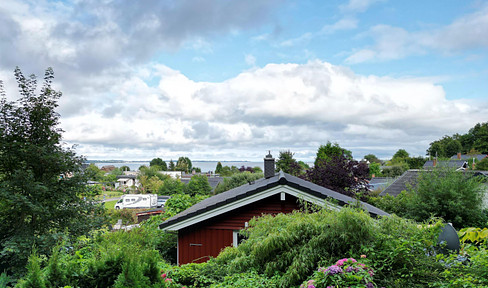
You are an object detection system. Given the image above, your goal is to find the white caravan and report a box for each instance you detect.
[114,194,158,209]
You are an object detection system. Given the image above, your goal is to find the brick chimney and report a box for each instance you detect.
[433,158,437,167]
[457,152,461,160]
[264,151,275,179]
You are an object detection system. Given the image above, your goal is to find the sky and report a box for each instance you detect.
[1,0,487,161]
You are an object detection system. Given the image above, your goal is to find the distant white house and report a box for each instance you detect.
[159,171,182,179]
[115,175,140,189]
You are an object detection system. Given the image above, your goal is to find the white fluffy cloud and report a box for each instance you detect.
[346,5,488,63]
[55,60,487,160]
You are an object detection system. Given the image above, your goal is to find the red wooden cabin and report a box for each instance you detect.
[159,154,388,265]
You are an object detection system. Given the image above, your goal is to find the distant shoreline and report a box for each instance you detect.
[85,160,255,163]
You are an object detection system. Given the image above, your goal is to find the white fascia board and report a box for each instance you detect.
[162,185,340,231]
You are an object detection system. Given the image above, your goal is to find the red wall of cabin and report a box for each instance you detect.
[178,193,300,265]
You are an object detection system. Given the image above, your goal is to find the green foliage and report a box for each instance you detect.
[85,163,105,181]
[315,141,352,166]
[211,208,443,287]
[164,194,208,218]
[427,123,488,157]
[301,258,376,288]
[0,67,107,276]
[16,220,170,287]
[459,227,488,246]
[15,248,45,288]
[431,240,488,287]
[215,162,223,174]
[150,157,168,171]
[176,157,192,173]
[218,165,240,177]
[186,175,212,197]
[211,270,280,288]
[367,190,411,216]
[476,157,488,170]
[392,149,410,162]
[369,162,381,177]
[380,164,407,177]
[364,154,381,164]
[406,156,427,169]
[405,168,487,228]
[158,178,185,195]
[252,166,263,173]
[275,150,302,176]
[168,160,175,171]
[214,172,264,194]
[370,168,488,229]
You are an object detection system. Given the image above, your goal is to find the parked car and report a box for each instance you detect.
[157,196,171,208]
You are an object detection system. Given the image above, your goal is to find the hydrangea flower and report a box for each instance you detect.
[325,265,343,275]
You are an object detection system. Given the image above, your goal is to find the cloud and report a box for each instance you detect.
[46,60,486,160]
[321,18,358,34]
[280,32,313,47]
[245,54,256,66]
[339,0,386,13]
[346,5,488,63]
[0,0,284,98]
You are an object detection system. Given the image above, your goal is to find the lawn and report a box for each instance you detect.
[104,200,118,210]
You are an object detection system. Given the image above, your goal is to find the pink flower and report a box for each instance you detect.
[161,273,167,278]
[165,278,172,283]
[361,254,367,258]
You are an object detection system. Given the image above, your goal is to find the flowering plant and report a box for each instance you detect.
[160,270,187,288]
[300,257,381,288]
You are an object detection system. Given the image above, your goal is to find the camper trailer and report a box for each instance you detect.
[114,194,158,209]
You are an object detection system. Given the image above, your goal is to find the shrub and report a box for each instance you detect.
[214,172,263,194]
[405,168,487,228]
[301,257,377,288]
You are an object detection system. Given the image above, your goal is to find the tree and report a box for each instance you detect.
[476,158,488,170]
[305,155,369,199]
[186,175,212,197]
[168,159,175,171]
[469,122,488,154]
[406,156,427,169]
[392,149,409,162]
[84,163,105,181]
[364,154,381,164]
[119,165,130,172]
[444,139,463,158]
[149,157,167,171]
[0,67,106,276]
[315,142,352,167]
[158,178,185,195]
[369,162,381,177]
[176,157,192,173]
[214,172,264,194]
[406,168,487,228]
[275,150,302,176]
[215,162,223,174]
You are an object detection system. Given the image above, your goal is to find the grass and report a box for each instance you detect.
[104,200,118,210]
[94,191,124,201]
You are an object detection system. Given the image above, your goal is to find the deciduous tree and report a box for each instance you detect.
[0,67,106,276]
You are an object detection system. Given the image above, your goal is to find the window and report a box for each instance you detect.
[233,230,248,247]
[125,199,130,202]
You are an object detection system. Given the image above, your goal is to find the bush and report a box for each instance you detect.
[405,168,487,228]
[210,207,443,287]
[214,172,263,194]
[186,175,212,196]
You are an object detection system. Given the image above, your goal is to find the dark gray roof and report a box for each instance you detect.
[450,154,487,161]
[369,177,394,191]
[379,170,420,197]
[116,174,136,179]
[423,160,466,169]
[160,172,389,230]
